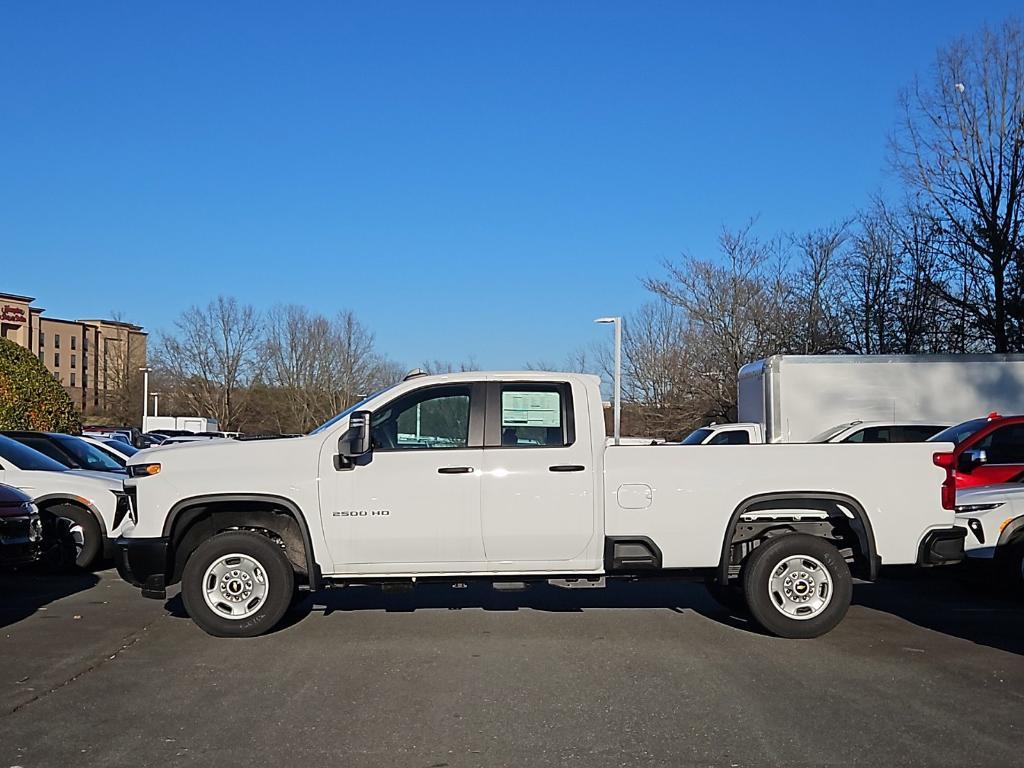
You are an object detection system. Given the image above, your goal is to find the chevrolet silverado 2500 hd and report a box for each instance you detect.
[115,371,965,638]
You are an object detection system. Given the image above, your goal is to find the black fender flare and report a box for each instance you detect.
[997,515,1024,547]
[715,491,879,585]
[163,493,322,590]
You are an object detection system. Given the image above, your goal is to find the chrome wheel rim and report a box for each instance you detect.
[202,553,269,620]
[767,554,833,620]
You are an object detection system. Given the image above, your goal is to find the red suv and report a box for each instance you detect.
[929,413,1024,489]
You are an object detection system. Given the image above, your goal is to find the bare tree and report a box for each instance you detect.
[264,305,401,433]
[790,222,850,354]
[891,19,1024,351]
[154,296,263,430]
[644,221,804,425]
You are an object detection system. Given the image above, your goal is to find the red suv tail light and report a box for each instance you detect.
[933,451,956,510]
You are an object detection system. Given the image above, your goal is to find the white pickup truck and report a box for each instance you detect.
[115,371,966,638]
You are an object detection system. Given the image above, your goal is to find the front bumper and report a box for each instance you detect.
[917,526,967,566]
[0,513,44,567]
[115,536,170,599]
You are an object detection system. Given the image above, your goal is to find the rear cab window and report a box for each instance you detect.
[490,382,574,448]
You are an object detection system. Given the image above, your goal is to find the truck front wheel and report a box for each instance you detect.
[742,534,852,639]
[181,531,295,638]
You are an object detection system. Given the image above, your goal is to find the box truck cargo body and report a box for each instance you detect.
[737,355,1024,443]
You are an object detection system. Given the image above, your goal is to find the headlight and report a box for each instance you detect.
[128,463,161,477]
[955,502,1005,513]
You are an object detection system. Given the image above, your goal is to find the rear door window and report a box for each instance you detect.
[499,386,567,447]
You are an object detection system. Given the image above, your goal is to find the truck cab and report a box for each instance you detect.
[681,423,764,445]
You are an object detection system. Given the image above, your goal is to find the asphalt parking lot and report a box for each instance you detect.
[1,566,1022,768]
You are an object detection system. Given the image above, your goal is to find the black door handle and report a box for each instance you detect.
[438,466,474,474]
[549,465,585,472]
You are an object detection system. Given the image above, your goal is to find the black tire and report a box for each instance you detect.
[742,534,852,639]
[45,504,103,569]
[181,531,295,638]
[704,575,747,615]
[995,539,1024,595]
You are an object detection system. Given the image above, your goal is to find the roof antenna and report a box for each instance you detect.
[403,368,428,381]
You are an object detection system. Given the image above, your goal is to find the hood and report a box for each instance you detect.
[131,433,318,472]
[3,469,122,499]
[68,468,127,481]
[955,483,1024,504]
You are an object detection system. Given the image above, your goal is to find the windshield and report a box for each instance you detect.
[104,439,139,457]
[0,434,68,472]
[681,428,713,445]
[308,385,397,435]
[809,422,857,443]
[54,435,125,471]
[928,418,990,445]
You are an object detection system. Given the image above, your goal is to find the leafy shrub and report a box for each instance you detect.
[0,337,81,432]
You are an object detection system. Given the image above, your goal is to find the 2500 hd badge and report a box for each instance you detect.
[333,509,391,517]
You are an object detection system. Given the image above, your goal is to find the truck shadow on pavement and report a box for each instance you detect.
[0,567,100,629]
[162,566,1024,654]
[852,565,1024,656]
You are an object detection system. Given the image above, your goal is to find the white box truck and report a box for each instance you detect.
[737,354,1024,443]
[143,416,221,434]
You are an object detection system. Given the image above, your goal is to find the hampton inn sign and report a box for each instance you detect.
[1,305,27,325]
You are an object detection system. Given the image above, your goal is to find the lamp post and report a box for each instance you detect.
[594,316,622,445]
[139,367,152,429]
[151,392,161,418]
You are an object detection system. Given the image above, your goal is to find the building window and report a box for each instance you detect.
[83,373,88,387]
[38,350,43,361]
[71,354,76,369]
[70,373,76,387]
[39,331,45,347]
[54,334,60,349]
[54,352,60,367]
[71,336,77,350]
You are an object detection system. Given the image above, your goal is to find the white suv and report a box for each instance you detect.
[0,434,128,567]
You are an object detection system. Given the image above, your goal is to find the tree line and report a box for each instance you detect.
[600,19,1024,438]
[147,19,1024,438]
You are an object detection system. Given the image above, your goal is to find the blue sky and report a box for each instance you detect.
[1,2,1019,369]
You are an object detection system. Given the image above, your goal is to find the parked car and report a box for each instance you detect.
[928,413,1024,489]
[809,421,948,444]
[79,435,140,466]
[680,421,946,445]
[0,483,44,567]
[955,483,1024,590]
[116,370,963,639]
[0,435,129,568]
[2,431,127,474]
[681,423,762,444]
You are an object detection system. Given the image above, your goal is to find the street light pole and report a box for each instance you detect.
[139,367,152,429]
[151,392,161,418]
[594,316,622,445]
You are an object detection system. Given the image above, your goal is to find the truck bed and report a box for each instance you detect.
[603,442,951,568]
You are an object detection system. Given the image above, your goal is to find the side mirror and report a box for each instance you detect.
[959,448,988,471]
[339,410,372,460]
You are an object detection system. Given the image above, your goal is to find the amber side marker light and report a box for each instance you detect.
[129,463,161,477]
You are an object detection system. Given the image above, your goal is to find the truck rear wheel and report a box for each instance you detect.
[742,534,852,639]
[181,531,294,638]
